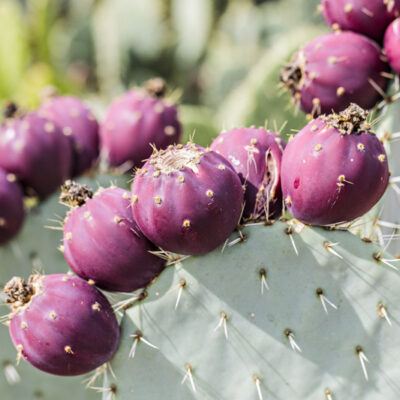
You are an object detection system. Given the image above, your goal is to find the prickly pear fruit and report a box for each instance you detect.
[131,143,244,255]
[210,127,285,221]
[100,78,182,171]
[281,104,389,225]
[0,108,72,199]
[39,95,99,177]
[321,0,400,42]
[5,274,119,376]
[384,18,400,74]
[280,32,389,116]
[61,181,164,292]
[0,169,24,245]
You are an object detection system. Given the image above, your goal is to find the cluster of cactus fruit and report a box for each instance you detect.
[3,1,400,400]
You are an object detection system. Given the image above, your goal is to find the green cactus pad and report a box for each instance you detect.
[107,221,400,400]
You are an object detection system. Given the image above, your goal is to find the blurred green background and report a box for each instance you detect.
[0,0,326,145]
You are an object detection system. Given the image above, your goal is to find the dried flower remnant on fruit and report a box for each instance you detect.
[60,180,93,207]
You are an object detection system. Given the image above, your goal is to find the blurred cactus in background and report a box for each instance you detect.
[0,0,325,144]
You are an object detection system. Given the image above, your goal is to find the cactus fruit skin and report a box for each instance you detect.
[100,88,182,170]
[6,274,119,377]
[281,104,389,226]
[0,113,72,199]
[321,0,400,42]
[384,18,400,74]
[0,169,24,245]
[280,32,389,116]
[62,186,165,292]
[210,127,286,220]
[131,143,244,255]
[107,221,400,399]
[39,95,100,177]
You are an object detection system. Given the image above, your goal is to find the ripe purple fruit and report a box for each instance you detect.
[5,274,119,376]
[0,169,24,245]
[210,127,286,221]
[321,0,400,42]
[280,32,389,116]
[281,104,389,225]
[131,143,244,255]
[100,78,182,170]
[39,95,100,177]
[384,18,400,74]
[0,107,72,199]
[61,181,164,292]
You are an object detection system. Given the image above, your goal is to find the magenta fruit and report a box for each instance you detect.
[39,95,100,177]
[61,181,164,292]
[0,108,72,199]
[384,18,400,74]
[5,274,119,376]
[281,104,389,225]
[0,169,24,245]
[210,127,286,221]
[100,78,182,170]
[131,143,244,255]
[280,32,389,116]
[321,0,400,42]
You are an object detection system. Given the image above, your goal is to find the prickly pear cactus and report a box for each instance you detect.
[106,221,400,400]
[0,174,127,400]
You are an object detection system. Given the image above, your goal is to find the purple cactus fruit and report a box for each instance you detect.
[281,104,389,226]
[0,169,24,245]
[210,127,286,221]
[321,0,400,42]
[100,78,182,171]
[61,181,164,292]
[384,18,400,74]
[5,273,119,376]
[131,143,244,255]
[39,95,100,177]
[0,107,72,199]
[280,32,389,116]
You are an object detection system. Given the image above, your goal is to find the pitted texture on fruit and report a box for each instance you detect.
[281,105,389,225]
[131,143,244,255]
[0,169,24,245]
[100,87,181,170]
[0,112,72,199]
[39,95,100,177]
[7,274,119,376]
[280,32,389,116]
[211,127,286,221]
[321,0,400,42]
[63,187,164,292]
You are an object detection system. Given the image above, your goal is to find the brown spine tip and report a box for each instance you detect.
[60,180,93,207]
[143,77,167,98]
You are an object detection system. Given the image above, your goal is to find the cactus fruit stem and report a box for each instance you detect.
[3,102,18,119]
[279,51,306,94]
[322,103,371,135]
[4,277,36,309]
[142,78,167,98]
[59,180,93,207]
